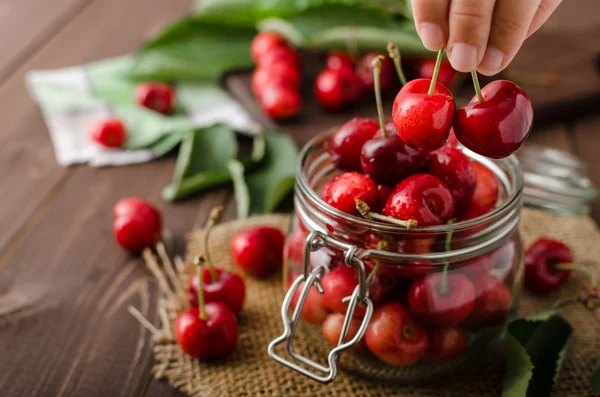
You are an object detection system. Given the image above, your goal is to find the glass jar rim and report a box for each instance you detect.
[296,129,524,234]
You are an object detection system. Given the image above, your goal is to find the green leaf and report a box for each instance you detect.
[229,132,297,217]
[257,5,426,53]
[192,0,409,27]
[162,124,238,201]
[591,360,600,393]
[228,159,250,219]
[502,334,534,397]
[132,19,255,81]
[504,314,572,397]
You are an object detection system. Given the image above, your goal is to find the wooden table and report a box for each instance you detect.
[0,1,598,396]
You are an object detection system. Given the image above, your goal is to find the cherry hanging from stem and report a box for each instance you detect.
[386,42,407,86]
[371,55,388,137]
[204,205,224,281]
[427,49,445,95]
[471,70,484,102]
[355,199,418,229]
[194,255,208,321]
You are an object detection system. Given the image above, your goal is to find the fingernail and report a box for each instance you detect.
[479,47,504,75]
[418,23,444,50]
[448,43,478,72]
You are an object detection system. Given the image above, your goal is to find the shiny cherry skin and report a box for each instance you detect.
[113,197,161,252]
[524,238,573,295]
[428,144,476,210]
[257,45,301,67]
[175,303,239,360]
[408,272,476,326]
[230,226,286,278]
[252,62,301,97]
[454,80,533,159]
[423,327,469,363]
[250,31,289,63]
[383,174,454,226]
[464,275,512,329]
[321,265,360,314]
[188,268,246,314]
[392,78,455,152]
[328,117,380,171]
[326,52,355,73]
[315,68,362,111]
[360,134,428,187]
[135,82,176,114]
[365,302,429,366]
[291,281,329,324]
[457,161,499,220]
[321,172,380,216]
[259,84,302,120]
[356,52,396,94]
[377,185,394,206]
[322,312,365,353]
[418,59,456,88]
[87,118,127,149]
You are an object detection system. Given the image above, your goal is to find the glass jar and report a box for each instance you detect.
[268,130,524,384]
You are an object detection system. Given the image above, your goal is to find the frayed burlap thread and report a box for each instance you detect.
[140,209,600,397]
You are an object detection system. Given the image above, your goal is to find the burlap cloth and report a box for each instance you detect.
[145,208,600,397]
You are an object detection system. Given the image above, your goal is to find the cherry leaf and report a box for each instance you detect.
[502,334,534,397]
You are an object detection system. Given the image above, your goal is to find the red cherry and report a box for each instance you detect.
[471,162,499,212]
[315,68,362,111]
[321,172,380,216]
[250,31,289,63]
[257,45,301,67]
[356,52,396,94]
[175,303,239,360]
[291,281,329,324]
[322,313,365,353]
[428,144,476,210]
[328,117,380,171]
[418,59,456,88]
[383,174,454,226]
[230,226,286,278]
[524,238,573,295]
[365,302,429,366]
[377,185,394,204]
[112,197,161,252]
[188,268,246,314]
[408,272,476,326]
[464,275,512,329]
[361,134,428,187]
[87,118,127,149]
[135,82,176,114]
[454,80,533,159]
[259,84,302,120]
[392,79,455,152]
[321,265,366,316]
[252,62,301,97]
[325,52,355,73]
[422,327,469,363]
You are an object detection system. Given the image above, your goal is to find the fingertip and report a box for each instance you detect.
[447,43,478,73]
[477,47,505,76]
[418,23,446,51]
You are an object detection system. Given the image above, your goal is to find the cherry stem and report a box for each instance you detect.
[438,220,455,295]
[387,42,407,86]
[204,206,224,282]
[471,70,484,102]
[355,199,418,230]
[194,256,208,321]
[366,240,388,284]
[427,48,445,95]
[371,55,388,137]
[555,263,599,290]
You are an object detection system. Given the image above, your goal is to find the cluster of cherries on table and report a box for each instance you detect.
[280,45,585,367]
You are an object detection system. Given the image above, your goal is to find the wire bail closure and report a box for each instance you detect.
[268,231,373,383]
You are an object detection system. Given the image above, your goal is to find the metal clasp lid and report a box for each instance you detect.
[267,231,373,384]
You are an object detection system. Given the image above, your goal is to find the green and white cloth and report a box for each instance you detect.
[26,56,258,167]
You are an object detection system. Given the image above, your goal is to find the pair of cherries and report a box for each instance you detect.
[393,49,534,159]
[315,52,396,111]
[250,32,302,120]
[87,82,176,148]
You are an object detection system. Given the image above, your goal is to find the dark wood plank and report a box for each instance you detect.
[0,0,96,84]
[0,0,190,261]
[571,116,600,226]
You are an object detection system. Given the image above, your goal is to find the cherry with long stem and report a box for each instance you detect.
[204,206,223,281]
[194,256,208,320]
[372,56,388,137]
[386,42,407,86]
[428,49,445,95]
[355,199,417,229]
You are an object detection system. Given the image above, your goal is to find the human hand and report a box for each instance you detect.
[411,0,562,75]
